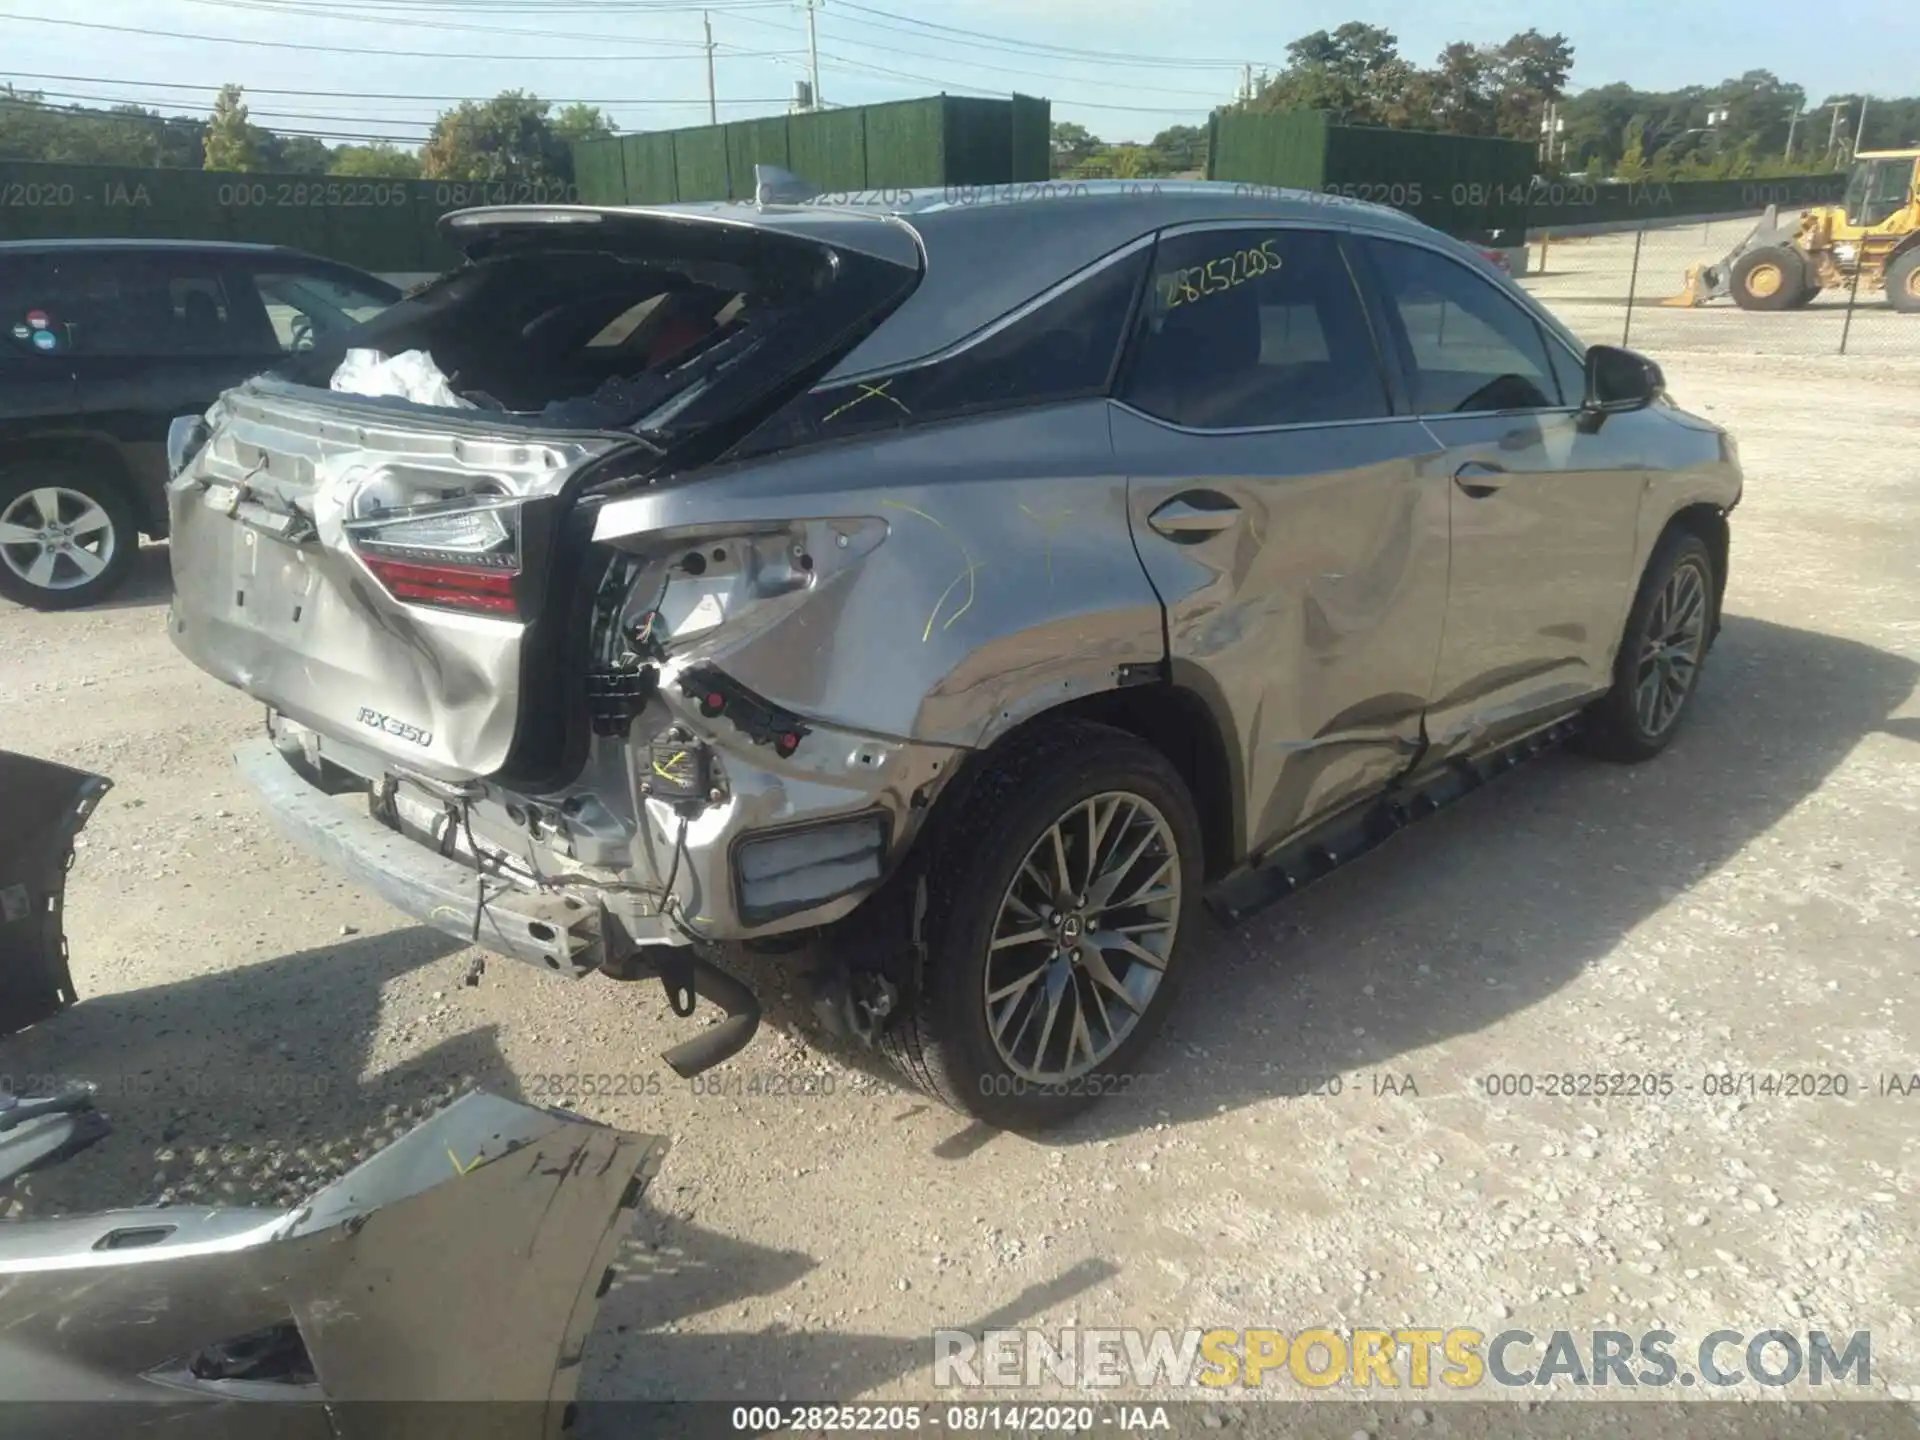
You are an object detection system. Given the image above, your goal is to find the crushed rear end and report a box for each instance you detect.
[166,203,929,1071]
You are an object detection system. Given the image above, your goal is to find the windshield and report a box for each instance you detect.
[1843,162,1871,220]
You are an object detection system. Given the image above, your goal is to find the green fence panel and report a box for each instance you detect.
[620,131,680,205]
[942,97,1012,186]
[1207,110,1330,192]
[788,108,868,192]
[571,136,627,205]
[672,124,733,201]
[1009,94,1051,183]
[862,97,947,188]
[726,115,791,197]
[1527,173,1849,230]
[1322,124,1534,243]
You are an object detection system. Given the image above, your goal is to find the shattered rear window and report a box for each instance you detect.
[276,227,914,442]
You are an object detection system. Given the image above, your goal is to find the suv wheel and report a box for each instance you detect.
[0,466,139,611]
[879,720,1203,1130]
[1584,530,1716,761]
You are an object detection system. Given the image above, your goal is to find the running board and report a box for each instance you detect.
[1204,714,1585,926]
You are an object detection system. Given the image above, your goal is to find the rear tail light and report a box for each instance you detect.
[345,493,525,618]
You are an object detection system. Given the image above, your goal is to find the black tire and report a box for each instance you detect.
[1785,277,1822,308]
[1584,530,1717,762]
[1886,249,1920,314]
[1729,246,1806,312]
[0,464,140,611]
[877,720,1204,1131]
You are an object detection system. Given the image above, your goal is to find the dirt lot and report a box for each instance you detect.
[2,341,1918,1422]
[1522,214,1918,359]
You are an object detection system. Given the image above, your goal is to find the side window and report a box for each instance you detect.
[1120,227,1390,430]
[1863,160,1914,226]
[1543,330,1587,411]
[20,255,274,358]
[246,267,398,352]
[0,255,69,362]
[734,246,1149,455]
[1360,238,1561,414]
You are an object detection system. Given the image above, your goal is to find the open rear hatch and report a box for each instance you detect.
[167,204,920,787]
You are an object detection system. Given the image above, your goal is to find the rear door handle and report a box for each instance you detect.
[1147,493,1241,542]
[1453,461,1508,498]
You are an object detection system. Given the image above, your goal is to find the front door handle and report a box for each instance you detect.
[1147,493,1241,542]
[1453,461,1508,498]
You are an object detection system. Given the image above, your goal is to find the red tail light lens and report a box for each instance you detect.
[345,494,524,619]
[359,555,520,615]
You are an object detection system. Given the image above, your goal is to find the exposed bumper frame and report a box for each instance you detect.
[234,738,610,975]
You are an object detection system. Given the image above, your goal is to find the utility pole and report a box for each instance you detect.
[804,0,822,111]
[1241,63,1252,103]
[1853,96,1870,157]
[703,11,717,125]
[1825,100,1848,164]
[1785,109,1799,165]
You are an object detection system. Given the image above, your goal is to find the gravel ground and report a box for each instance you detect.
[1,344,1917,1424]
[1520,214,1917,359]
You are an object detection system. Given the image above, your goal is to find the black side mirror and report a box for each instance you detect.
[1582,344,1664,423]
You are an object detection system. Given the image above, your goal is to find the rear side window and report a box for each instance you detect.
[1,254,66,362]
[734,246,1149,456]
[1120,228,1390,429]
[244,267,397,353]
[0,252,278,358]
[1359,238,1563,413]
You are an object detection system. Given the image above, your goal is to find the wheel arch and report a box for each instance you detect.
[0,431,160,537]
[943,675,1244,884]
[1659,502,1730,640]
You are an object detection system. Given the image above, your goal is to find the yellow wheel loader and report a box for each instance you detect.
[1666,148,1920,311]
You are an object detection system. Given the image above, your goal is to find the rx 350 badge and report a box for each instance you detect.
[358,707,433,747]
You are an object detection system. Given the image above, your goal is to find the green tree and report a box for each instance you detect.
[421,91,575,184]
[1149,124,1207,173]
[203,84,259,172]
[552,103,618,146]
[1245,23,1416,127]
[1050,121,1100,176]
[330,143,423,178]
[258,133,332,174]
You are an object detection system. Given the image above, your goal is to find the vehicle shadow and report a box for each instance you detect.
[0,925,470,1216]
[577,1230,1118,1418]
[753,615,1917,1146]
[90,543,174,612]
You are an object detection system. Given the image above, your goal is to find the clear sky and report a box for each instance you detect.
[0,0,1911,146]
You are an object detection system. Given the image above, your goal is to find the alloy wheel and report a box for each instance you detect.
[982,791,1182,1082]
[1633,558,1709,738]
[0,486,118,593]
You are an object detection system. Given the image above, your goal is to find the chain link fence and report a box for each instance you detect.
[1519,216,1916,358]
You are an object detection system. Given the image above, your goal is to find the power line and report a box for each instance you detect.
[0,10,790,63]
[829,0,1262,71]
[725,8,1234,99]
[2,73,789,106]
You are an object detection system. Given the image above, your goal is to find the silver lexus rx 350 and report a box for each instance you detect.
[167,179,1742,1128]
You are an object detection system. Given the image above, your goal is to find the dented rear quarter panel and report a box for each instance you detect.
[593,399,1167,751]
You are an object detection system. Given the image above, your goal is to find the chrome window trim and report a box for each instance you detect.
[820,232,1157,388]
[1109,399,1436,440]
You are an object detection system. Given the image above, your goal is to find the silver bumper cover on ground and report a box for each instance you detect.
[0,1091,666,1435]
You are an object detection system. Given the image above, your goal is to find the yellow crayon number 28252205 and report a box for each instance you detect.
[1159,240,1283,309]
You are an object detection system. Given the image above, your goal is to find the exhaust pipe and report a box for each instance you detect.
[659,952,762,1078]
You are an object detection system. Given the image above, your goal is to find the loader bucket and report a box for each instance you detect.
[1662,266,1712,307]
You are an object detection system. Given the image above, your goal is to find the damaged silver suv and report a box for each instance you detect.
[167,179,1742,1128]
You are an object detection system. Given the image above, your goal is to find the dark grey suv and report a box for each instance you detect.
[0,240,398,609]
[166,181,1742,1127]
